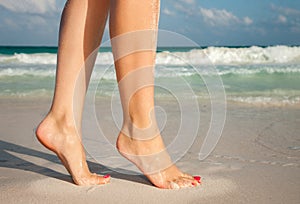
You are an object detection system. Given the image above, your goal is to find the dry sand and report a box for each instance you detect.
[0,97,299,204]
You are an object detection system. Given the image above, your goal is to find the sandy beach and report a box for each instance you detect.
[0,97,299,204]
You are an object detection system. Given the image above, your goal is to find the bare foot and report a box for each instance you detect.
[117,132,201,189]
[36,113,110,186]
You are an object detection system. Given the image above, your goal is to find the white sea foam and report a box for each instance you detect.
[217,65,300,75]
[228,96,300,106]
[1,46,300,66]
[157,45,300,65]
[0,67,56,77]
[202,46,300,65]
[157,46,300,65]
[0,53,57,64]
[1,63,299,78]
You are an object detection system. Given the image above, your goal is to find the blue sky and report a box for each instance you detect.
[0,0,299,46]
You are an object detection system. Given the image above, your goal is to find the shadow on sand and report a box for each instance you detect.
[0,140,151,186]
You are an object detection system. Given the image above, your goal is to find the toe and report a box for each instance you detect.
[94,173,110,185]
[181,172,195,180]
[167,177,198,189]
[168,181,180,189]
[75,173,110,186]
[178,177,198,188]
[181,173,201,185]
[99,174,111,184]
[193,176,201,184]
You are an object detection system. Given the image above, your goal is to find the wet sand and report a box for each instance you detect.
[0,97,299,203]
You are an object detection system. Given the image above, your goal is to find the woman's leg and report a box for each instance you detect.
[36,0,110,185]
[110,0,199,189]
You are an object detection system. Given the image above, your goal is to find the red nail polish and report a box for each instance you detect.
[194,176,201,181]
[192,182,196,186]
[194,176,201,183]
[103,174,110,178]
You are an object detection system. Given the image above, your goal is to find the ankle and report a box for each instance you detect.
[37,111,78,137]
[120,119,160,141]
[47,110,77,129]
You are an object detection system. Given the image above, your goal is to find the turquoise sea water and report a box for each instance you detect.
[0,46,300,105]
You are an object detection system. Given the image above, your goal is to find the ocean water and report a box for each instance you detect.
[0,45,300,105]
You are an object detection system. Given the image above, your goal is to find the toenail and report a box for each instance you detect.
[193,176,201,184]
[103,174,110,178]
[194,176,201,181]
